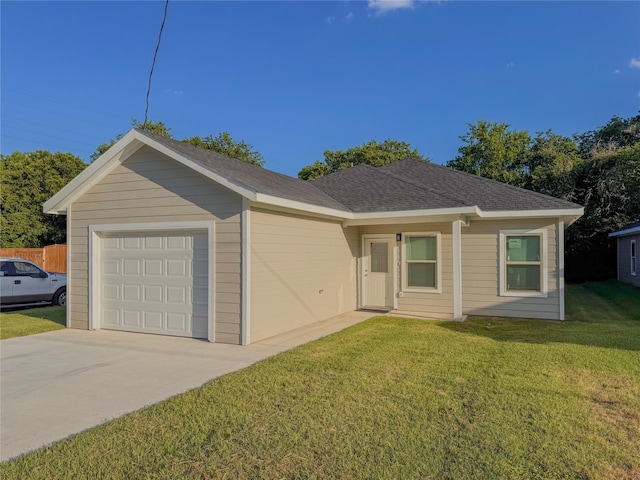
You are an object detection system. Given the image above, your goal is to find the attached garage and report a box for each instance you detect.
[100,230,209,338]
[88,223,215,341]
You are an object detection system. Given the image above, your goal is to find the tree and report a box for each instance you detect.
[576,113,640,157]
[524,130,583,200]
[183,132,264,167]
[298,139,425,180]
[446,120,531,187]
[1,151,87,247]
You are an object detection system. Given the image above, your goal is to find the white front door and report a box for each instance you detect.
[364,238,394,308]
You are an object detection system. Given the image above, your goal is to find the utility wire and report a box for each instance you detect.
[143,0,170,131]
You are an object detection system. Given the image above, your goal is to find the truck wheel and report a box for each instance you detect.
[53,287,67,306]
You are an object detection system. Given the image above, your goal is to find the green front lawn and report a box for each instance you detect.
[2,282,639,479]
[0,306,66,340]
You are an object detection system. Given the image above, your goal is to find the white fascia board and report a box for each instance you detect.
[344,207,480,226]
[609,226,640,238]
[44,130,142,214]
[43,129,258,215]
[253,194,351,220]
[478,207,584,220]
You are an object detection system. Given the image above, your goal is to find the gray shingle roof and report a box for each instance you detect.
[136,130,350,212]
[380,158,581,211]
[310,164,473,212]
[139,130,581,215]
[312,158,581,212]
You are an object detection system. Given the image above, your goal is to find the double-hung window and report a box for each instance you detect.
[500,229,547,297]
[403,233,441,293]
[631,240,637,276]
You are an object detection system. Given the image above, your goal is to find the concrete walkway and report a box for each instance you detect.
[0,310,376,462]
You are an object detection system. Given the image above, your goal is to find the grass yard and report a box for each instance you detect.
[2,281,639,479]
[0,306,66,340]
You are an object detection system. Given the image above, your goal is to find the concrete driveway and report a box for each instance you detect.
[0,311,375,462]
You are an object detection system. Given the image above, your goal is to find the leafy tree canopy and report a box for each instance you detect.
[576,112,640,157]
[1,151,87,247]
[184,132,264,167]
[446,120,531,187]
[91,119,264,167]
[524,130,583,200]
[298,139,425,180]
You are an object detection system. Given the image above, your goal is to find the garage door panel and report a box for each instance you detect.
[144,259,163,276]
[144,236,163,249]
[123,237,141,250]
[101,231,208,339]
[144,311,163,329]
[123,310,141,327]
[143,285,163,302]
[123,259,141,275]
[166,259,187,276]
[123,284,141,301]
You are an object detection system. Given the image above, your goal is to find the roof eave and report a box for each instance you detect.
[609,226,640,237]
[478,207,584,223]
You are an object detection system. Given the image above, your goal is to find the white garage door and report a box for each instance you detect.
[101,231,208,338]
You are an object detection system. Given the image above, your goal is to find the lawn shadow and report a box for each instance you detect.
[14,306,66,327]
[433,282,640,352]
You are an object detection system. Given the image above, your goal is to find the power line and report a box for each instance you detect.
[143,0,170,130]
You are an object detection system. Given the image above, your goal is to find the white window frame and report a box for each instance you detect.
[500,228,548,298]
[631,239,637,276]
[401,232,442,294]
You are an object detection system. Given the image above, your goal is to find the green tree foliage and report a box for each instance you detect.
[446,121,531,187]
[1,151,87,247]
[576,113,640,157]
[524,130,583,199]
[183,132,264,167]
[298,139,425,180]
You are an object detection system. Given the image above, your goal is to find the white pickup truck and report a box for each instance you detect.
[0,257,67,306]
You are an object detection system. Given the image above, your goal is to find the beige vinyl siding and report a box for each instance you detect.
[462,219,560,320]
[250,208,358,342]
[67,147,243,344]
[617,234,640,287]
[360,223,454,318]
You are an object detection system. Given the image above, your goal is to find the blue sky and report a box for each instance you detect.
[2,1,639,177]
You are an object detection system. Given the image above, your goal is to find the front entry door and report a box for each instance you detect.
[364,239,393,308]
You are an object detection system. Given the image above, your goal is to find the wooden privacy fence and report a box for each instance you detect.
[0,244,67,273]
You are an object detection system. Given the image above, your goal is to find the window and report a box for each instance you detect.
[631,240,637,276]
[402,233,441,292]
[370,242,389,273]
[500,229,547,297]
[14,261,45,278]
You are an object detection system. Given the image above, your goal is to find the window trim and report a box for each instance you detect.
[401,231,442,294]
[631,239,637,277]
[499,229,548,298]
